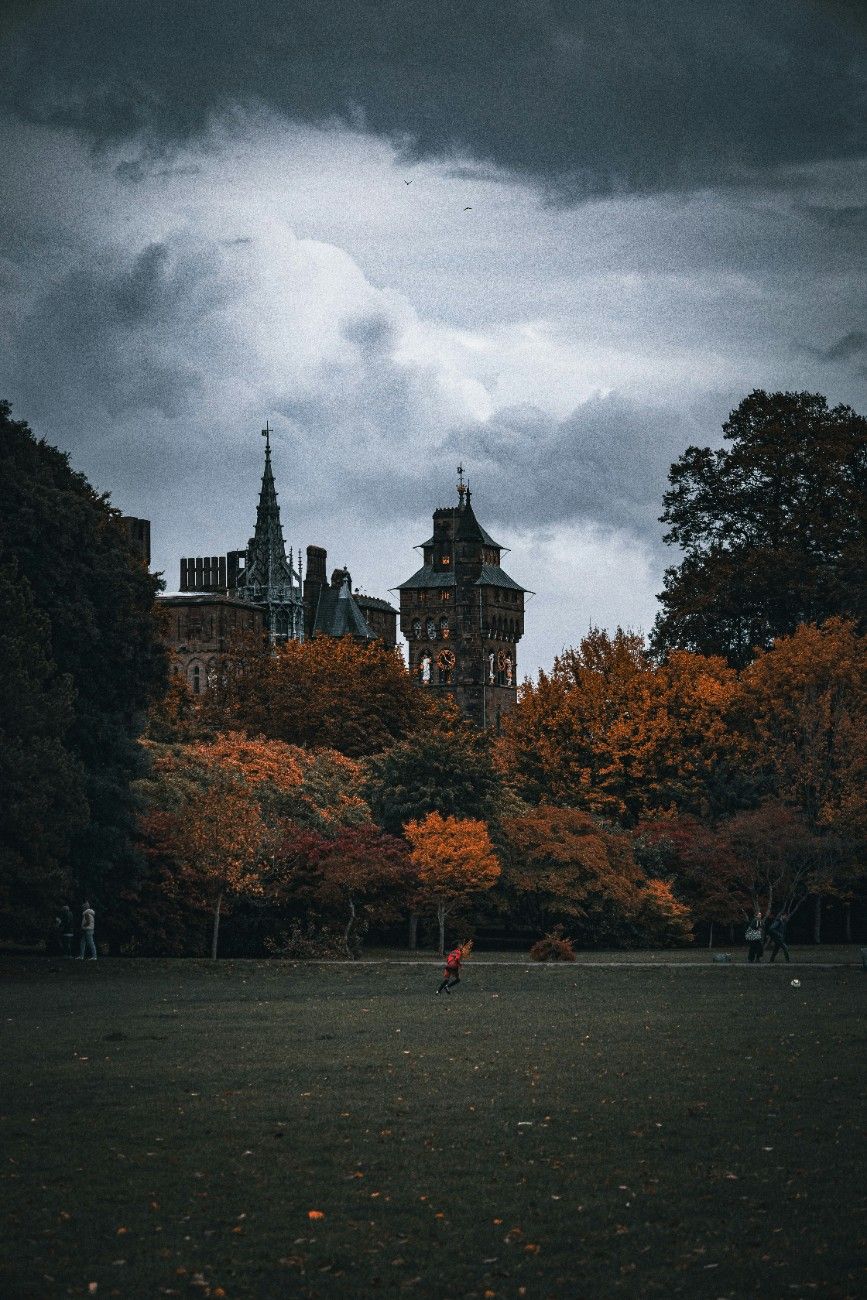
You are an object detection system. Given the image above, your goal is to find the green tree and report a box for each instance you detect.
[652,391,866,667]
[0,402,168,913]
[0,558,88,938]
[369,721,500,834]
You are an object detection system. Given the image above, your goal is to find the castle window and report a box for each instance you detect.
[440,590,450,601]
[192,666,201,695]
[441,555,450,565]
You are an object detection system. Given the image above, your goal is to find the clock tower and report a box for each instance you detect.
[396,471,528,730]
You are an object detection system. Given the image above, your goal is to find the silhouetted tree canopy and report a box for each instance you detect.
[651,390,866,666]
[0,401,167,911]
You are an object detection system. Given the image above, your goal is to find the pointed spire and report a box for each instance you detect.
[236,422,304,639]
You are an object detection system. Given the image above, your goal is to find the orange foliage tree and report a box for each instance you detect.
[735,619,867,935]
[203,632,435,757]
[133,733,373,955]
[404,812,500,953]
[501,806,693,948]
[143,771,269,959]
[496,628,743,825]
[635,813,746,942]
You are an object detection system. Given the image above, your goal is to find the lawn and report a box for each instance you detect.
[1,957,864,1299]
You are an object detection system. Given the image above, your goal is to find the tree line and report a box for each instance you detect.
[0,390,864,953]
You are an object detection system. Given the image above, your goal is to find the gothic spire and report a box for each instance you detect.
[236,422,304,640]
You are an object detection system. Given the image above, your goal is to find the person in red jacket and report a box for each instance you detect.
[436,942,469,995]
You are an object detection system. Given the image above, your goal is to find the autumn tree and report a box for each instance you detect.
[281,824,416,958]
[652,391,867,667]
[144,771,269,959]
[734,618,867,936]
[713,803,821,922]
[634,813,747,944]
[501,806,693,948]
[496,628,745,825]
[404,812,500,953]
[203,632,433,757]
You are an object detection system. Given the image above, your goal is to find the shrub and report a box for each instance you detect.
[265,920,346,960]
[530,924,576,962]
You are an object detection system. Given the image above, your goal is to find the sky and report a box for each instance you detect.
[1,0,865,677]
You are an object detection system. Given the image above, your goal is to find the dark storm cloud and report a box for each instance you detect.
[820,330,867,362]
[2,0,864,198]
[444,394,722,539]
[12,238,229,420]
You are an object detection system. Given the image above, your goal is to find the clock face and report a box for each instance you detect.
[425,617,437,639]
[411,618,422,639]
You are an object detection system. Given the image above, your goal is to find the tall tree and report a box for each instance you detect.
[501,806,693,947]
[404,812,500,953]
[652,391,866,666]
[496,628,745,825]
[144,773,268,959]
[302,825,416,958]
[0,558,88,937]
[0,402,167,909]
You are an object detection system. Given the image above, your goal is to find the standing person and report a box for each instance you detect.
[59,904,74,958]
[436,942,469,995]
[767,912,791,963]
[745,911,765,963]
[77,901,97,960]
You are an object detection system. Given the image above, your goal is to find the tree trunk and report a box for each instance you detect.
[211,891,223,961]
[344,897,357,960]
[813,894,822,944]
[437,903,446,956]
[707,921,714,949]
[408,911,419,951]
[844,900,852,944]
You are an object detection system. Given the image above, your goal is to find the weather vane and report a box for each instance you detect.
[457,462,466,503]
[261,420,271,451]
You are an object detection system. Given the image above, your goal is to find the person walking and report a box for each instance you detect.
[745,911,765,962]
[767,912,791,963]
[77,901,97,960]
[59,904,74,958]
[436,942,468,994]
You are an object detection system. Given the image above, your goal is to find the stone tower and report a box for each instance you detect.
[396,471,527,729]
[234,423,305,640]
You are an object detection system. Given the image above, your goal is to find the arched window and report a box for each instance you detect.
[440,615,450,639]
[192,665,201,695]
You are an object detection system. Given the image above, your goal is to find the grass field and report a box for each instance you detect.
[1,956,864,1299]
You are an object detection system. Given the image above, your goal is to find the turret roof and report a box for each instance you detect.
[313,575,377,639]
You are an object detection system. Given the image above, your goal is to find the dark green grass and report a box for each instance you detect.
[1,960,864,1299]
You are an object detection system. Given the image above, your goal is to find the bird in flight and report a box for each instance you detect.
[404,179,413,185]
[464,205,472,210]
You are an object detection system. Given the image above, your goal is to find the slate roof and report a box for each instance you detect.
[354,593,398,613]
[313,578,377,639]
[474,565,527,592]
[395,565,458,590]
[417,520,501,549]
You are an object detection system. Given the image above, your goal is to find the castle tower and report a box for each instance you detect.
[234,423,305,641]
[396,470,527,729]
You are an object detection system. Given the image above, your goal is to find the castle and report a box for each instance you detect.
[149,431,527,726]
[156,425,397,693]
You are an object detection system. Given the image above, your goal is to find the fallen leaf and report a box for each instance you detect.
[307,1210,325,1220]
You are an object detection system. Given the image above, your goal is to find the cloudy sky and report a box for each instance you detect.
[1,1,865,676]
